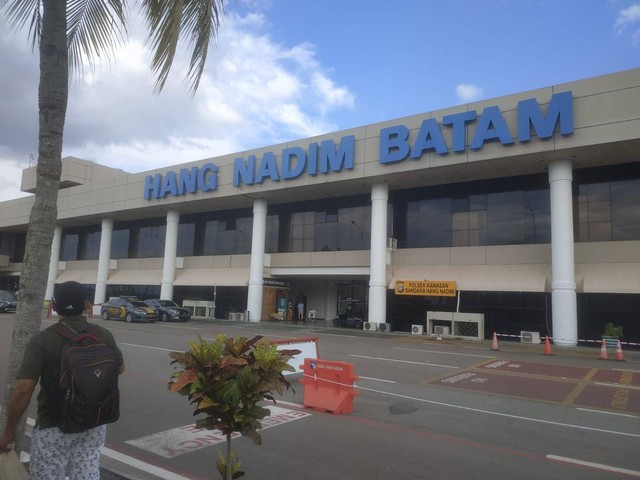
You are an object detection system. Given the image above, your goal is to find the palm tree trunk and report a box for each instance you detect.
[0,0,68,453]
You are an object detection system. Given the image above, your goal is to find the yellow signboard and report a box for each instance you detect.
[394,280,457,297]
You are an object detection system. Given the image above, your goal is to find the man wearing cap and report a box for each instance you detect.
[0,281,125,479]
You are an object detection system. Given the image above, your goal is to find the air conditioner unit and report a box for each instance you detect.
[363,322,378,331]
[386,238,398,250]
[411,325,424,335]
[307,310,316,319]
[520,331,541,344]
[434,326,450,335]
[378,323,391,332]
[228,312,235,320]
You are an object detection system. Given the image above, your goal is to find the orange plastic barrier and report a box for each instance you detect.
[299,358,359,414]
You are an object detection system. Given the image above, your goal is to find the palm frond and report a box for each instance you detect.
[2,0,42,51]
[142,0,224,95]
[67,0,128,75]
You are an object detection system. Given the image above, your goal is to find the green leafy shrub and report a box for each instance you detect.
[603,322,623,339]
[169,334,300,479]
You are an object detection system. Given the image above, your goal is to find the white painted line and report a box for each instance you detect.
[547,454,640,477]
[577,408,639,418]
[594,382,640,391]
[358,376,397,383]
[395,347,494,358]
[102,447,193,480]
[120,343,175,352]
[354,386,640,439]
[126,406,311,458]
[350,354,459,369]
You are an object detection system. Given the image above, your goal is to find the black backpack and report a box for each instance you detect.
[49,322,120,433]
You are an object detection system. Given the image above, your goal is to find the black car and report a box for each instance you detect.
[0,290,17,313]
[144,299,192,322]
[100,297,157,323]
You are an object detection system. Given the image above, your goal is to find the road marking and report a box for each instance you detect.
[126,406,311,458]
[101,447,193,480]
[547,455,640,477]
[395,347,494,358]
[358,376,397,383]
[350,354,459,369]
[577,408,639,418]
[23,418,190,479]
[120,343,175,352]
[595,382,640,391]
[354,386,640,439]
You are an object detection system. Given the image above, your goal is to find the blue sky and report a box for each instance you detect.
[0,0,638,201]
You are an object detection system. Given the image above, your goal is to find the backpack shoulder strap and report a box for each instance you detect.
[48,322,77,340]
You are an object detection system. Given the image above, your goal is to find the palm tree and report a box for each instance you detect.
[0,0,225,452]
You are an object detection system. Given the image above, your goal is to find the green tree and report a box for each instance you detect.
[0,0,225,453]
[169,334,300,479]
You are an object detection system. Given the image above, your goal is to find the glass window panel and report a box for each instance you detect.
[487,191,525,245]
[265,215,279,253]
[452,212,469,230]
[60,233,78,261]
[203,221,218,255]
[470,194,487,211]
[138,225,165,258]
[452,197,469,213]
[588,201,611,223]
[407,198,451,247]
[111,229,129,259]
[612,179,640,240]
[587,183,610,202]
[452,229,469,247]
[83,231,101,260]
[177,223,195,257]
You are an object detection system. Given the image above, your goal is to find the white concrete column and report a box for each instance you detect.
[94,218,114,304]
[45,225,62,301]
[368,183,389,325]
[247,199,267,322]
[549,160,577,346]
[160,209,180,300]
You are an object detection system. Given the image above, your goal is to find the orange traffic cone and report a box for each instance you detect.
[598,339,608,360]
[491,332,500,351]
[543,335,553,355]
[614,340,625,362]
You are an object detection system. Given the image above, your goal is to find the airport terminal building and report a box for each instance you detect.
[0,68,638,346]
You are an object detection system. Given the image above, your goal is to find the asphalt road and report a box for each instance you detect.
[1,313,639,479]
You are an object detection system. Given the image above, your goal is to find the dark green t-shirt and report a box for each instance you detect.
[18,315,124,428]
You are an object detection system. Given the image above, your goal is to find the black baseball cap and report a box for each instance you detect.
[53,281,87,316]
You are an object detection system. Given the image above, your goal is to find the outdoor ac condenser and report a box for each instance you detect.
[434,326,450,335]
[411,325,424,335]
[363,322,378,331]
[520,331,541,344]
[378,323,391,332]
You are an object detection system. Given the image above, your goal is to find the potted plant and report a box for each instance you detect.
[602,322,623,348]
[169,334,300,480]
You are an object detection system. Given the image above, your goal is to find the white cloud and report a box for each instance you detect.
[0,157,32,202]
[455,83,484,103]
[0,8,355,199]
[615,4,640,45]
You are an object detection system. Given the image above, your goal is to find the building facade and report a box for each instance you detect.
[1,69,639,346]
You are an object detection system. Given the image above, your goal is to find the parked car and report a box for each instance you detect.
[144,299,192,322]
[0,290,17,313]
[100,297,157,323]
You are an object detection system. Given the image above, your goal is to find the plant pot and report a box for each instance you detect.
[602,335,619,349]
